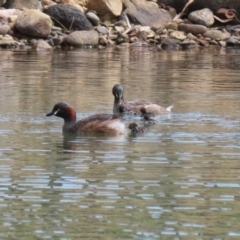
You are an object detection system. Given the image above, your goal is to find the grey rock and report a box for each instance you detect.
[178,23,208,35]
[0,24,10,35]
[86,11,100,26]
[44,4,92,31]
[96,26,109,35]
[65,30,99,46]
[203,30,229,40]
[188,8,214,27]
[30,39,52,50]
[226,36,240,46]
[161,37,182,50]
[123,0,172,28]
[15,9,52,37]
[187,33,197,40]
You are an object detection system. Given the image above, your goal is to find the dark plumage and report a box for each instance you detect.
[128,123,145,134]
[46,102,125,135]
[112,84,173,116]
[140,107,156,124]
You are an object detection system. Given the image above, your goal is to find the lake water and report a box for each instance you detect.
[0,46,240,239]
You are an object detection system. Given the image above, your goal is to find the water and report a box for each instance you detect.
[0,47,240,239]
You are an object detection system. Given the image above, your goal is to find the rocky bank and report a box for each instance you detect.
[0,0,239,50]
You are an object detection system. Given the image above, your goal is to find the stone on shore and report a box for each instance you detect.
[3,0,41,10]
[85,0,122,20]
[161,37,182,50]
[226,36,240,46]
[178,23,208,35]
[30,39,53,50]
[44,4,92,31]
[65,30,99,46]
[123,0,172,28]
[86,11,100,26]
[170,31,186,41]
[188,8,214,27]
[0,34,15,47]
[203,30,230,40]
[0,25,10,35]
[15,9,52,37]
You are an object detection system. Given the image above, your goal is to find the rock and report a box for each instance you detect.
[209,40,218,45]
[117,33,129,44]
[0,9,18,24]
[3,0,41,10]
[156,27,165,35]
[44,4,92,31]
[0,0,5,7]
[161,37,182,50]
[166,22,178,30]
[178,23,208,35]
[203,30,229,40]
[0,24,10,35]
[160,0,240,17]
[226,36,240,46]
[96,26,109,34]
[85,0,122,20]
[30,39,52,50]
[123,0,172,28]
[188,8,214,27]
[219,41,226,47]
[8,15,18,30]
[181,38,198,49]
[221,32,231,41]
[226,25,240,35]
[187,33,197,40]
[114,26,125,34]
[99,35,108,45]
[170,30,186,41]
[55,0,85,12]
[65,30,99,45]
[115,20,127,27]
[15,10,52,37]
[86,11,100,26]
[197,38,209,47]
[0,34,15,46]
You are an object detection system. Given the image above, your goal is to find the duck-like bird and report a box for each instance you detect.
[46,102,125,135]
[112,84,173,116]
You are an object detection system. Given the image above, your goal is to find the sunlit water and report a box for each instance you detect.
[0,47,240,239]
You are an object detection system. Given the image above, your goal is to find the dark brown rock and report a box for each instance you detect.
[44,4,93,31]
[122,0,172,28]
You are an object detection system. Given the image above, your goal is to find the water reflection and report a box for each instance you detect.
[0,48,240,239]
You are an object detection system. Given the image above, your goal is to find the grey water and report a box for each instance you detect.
[0,46,240,239]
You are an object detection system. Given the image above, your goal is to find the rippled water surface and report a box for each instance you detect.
[0,47,240,239]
